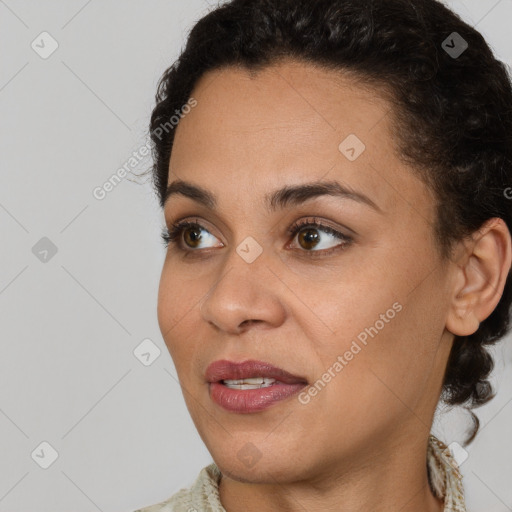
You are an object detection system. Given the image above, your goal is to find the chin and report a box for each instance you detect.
[214,455,298,485]
[205,436,313,485]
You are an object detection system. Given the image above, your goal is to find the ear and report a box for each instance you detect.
[446,218,512,337]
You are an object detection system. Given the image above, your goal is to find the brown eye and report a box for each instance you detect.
[183,226,203,248]
[297,228,321,250]
[288,219,353,254]
[162,220,224,251]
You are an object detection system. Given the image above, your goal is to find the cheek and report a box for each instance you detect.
[325,279,448,421]
[303,301,442,450]
[305,241,447,399]
[157,262,201,358]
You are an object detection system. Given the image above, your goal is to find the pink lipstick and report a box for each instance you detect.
[205,359,308,413]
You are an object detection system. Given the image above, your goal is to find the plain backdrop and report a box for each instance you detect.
[0,1,511,511]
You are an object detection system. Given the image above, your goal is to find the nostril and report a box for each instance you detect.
[239,319,260,329]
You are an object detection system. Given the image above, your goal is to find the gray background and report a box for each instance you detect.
[0,1,511,511]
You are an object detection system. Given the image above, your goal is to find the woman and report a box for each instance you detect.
[136,0,512,510]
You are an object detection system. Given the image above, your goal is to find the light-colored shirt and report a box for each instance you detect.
[134,434,466,512]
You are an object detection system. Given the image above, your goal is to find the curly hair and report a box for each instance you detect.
[148,0,512,445]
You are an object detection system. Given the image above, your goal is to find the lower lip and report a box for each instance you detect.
[209,381,307,413]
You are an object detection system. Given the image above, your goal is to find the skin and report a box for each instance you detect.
[156,60,511,512]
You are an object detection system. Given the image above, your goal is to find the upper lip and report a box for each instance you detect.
[205,359,308,385]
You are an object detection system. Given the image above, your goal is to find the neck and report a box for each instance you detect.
[218,432,445,512]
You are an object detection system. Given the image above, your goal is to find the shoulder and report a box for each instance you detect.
[133,463,224,512]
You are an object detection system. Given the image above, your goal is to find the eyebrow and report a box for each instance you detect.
[163,179,382,213]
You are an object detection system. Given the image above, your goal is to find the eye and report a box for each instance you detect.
[287,217,353,255]
[161,220,223,250]
[161,216,353,256]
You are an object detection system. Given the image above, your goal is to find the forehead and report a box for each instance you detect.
[168,60,435,220]
[172,60,392,162]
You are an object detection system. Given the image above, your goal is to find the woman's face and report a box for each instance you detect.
[157,60,457,484]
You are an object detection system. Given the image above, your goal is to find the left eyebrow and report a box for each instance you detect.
[266,180,382,214]
[163,179,383,214]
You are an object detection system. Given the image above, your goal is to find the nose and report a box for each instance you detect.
[199,250,287,334]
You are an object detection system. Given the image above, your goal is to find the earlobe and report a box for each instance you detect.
[445,218,512,337]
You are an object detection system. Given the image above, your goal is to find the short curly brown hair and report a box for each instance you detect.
[148,0,512,444]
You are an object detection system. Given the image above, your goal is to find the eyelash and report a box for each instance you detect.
[161,217,353,257]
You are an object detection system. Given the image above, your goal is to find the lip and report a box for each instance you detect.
[205,359,308,413]
[205,359,308,384]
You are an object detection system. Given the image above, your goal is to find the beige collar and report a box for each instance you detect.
[427,434,467,511]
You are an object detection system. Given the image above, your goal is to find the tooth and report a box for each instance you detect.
[222,377,277,389]
[239,377,263,385]
[223,377,276,386]
[223,379,242,385]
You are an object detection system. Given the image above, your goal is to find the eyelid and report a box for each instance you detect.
[287,216,356,237]
[164,208,232,238]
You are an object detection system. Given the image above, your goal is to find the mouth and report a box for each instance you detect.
[205,359,308,385]
[205,359,308,413]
